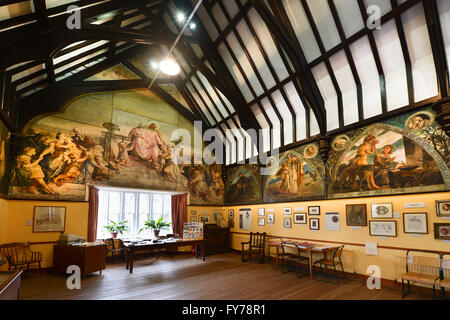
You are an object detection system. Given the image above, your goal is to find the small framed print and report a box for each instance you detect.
[434,223,450,240]
[33,206,66,233]
[199,215,210,224]
[346,204,367,226]
[436,200,450,217]
[293,213,307,224]
[284,218,292,228]
[191,210,197,216]
[371,203,393,219]
[190,216,197,222]
[267,213,275,224]
[369,220,397,237]
[228,220,235,228]
[228,209,234,219]
[308,206,320,216]
[309,218,319,230]
[258,208,265,216]
[283,208,292,215]
[403,213,428,234]
[258,218,265,226]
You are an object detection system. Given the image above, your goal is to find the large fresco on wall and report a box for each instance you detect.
[328,108,450,199]
[182,164,224,205]
[8,90,194,201]
[0,119,9,195]
[262,143,326,203]
[224,164,261,205]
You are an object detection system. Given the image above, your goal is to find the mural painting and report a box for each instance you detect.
[0,119,9,195]
[262,143,326,203]
[182,164,224,205]
[225,164,261,205]
[328,108,450,199]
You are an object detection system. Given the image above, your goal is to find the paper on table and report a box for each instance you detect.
[365,242,378,256]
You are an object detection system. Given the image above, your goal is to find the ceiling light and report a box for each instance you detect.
[176,12,185,22]
[189,22,196,30]
[159,59,180,76]
[150,61,158,69]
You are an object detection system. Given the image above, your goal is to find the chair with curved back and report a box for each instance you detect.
[104,238,124,263]
[241,232,266,263]
[0,242,42,275]
[313,245,345,284]
[280,242,310,277]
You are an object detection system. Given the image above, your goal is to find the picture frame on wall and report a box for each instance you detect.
[293,213,307,224]
[283,208,292,215]
[258,218,265,226]
[228,209,234,219]
[403,213,428,234]
[267,213,275,224]
[436,200,450,217]
[309,218,319,230]
[33,206,66,233]
[228,220,235,228]
[284,218,292,229]
[433,223,450,240]
[199,215,210,224]
[190,216,197,223]
[258,208,265,216]
[369,220,397,237]
[191,210,197,216]
[346,204,367,226]
[308,206,320,216]
[371,203,393,219]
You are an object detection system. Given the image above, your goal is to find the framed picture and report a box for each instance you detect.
[293,213,307,224]
[191,210,197,216]
[284,218,292,229]
[434,223,450,240]
[190,216,197,222]
[258,208,265,216]
[267,213,275,224]
[309,218,319,230]
[308,206,320,216]
[369,220,397,237]
[258,218,265,226]
[325,212,340,231]
[371,203,393,219]
[403,213,428,234]
[199,215,210,224]
[436,200,450,217]
[228,209,234,219]
[228,219,235,228]
[33,206,66,233]
[283,208,292,215]
[346,204,367,226]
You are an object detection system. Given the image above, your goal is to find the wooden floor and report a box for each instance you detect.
[19,252,436,300]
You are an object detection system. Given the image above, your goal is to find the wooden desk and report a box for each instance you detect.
[53,243,106,276]
[0,271,22,300]
[123,238,206,274]
[268,241,339,280]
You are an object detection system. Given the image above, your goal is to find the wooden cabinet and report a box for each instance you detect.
[53,244,106,276]
[203,224,230,255]
[0,271,22,300]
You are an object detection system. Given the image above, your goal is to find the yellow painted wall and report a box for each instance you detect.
[1,200,89,269]
[188,191,450,282]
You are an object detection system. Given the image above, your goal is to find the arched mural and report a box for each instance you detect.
[262,143,326,203]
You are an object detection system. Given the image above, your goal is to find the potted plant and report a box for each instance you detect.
[103,220,129,238]
[139,217,171,238]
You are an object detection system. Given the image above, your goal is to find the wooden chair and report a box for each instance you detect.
[0,242,42,275]
[241,232,266,263]
[104,238,124,263]
[401,250,440,298]
[313,245,345,284]
[280,242,309,277]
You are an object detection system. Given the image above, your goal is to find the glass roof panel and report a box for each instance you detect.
[283,82,307,141]
[312,62,339,131]
[334,0,365,38]
[306,0,341,51]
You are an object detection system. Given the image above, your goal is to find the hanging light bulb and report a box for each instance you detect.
[159,58,180,76]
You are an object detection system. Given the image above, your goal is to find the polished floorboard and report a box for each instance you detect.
[19,252,435,300]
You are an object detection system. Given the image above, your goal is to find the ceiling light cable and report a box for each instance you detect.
[148,0,203,89]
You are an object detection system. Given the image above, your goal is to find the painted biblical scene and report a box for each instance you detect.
[9,90,195,200]
[0,119,9,195]
[85,64,140,81]
[263,144,326,203]
[182,164,224,205]
[225,164,261,205]
[328,108,450,199]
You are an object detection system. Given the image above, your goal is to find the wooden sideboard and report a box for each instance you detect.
[0,271,22,300]
[53,244,106,276]
[203,224,231,255]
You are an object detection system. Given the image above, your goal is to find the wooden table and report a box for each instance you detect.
[268,241,340,280]
[123,238,206,274]
[53,243,106,277]
[0,271,22,300]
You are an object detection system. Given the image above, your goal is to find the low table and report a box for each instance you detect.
[0,271,22,300]
[123,238,206,274]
